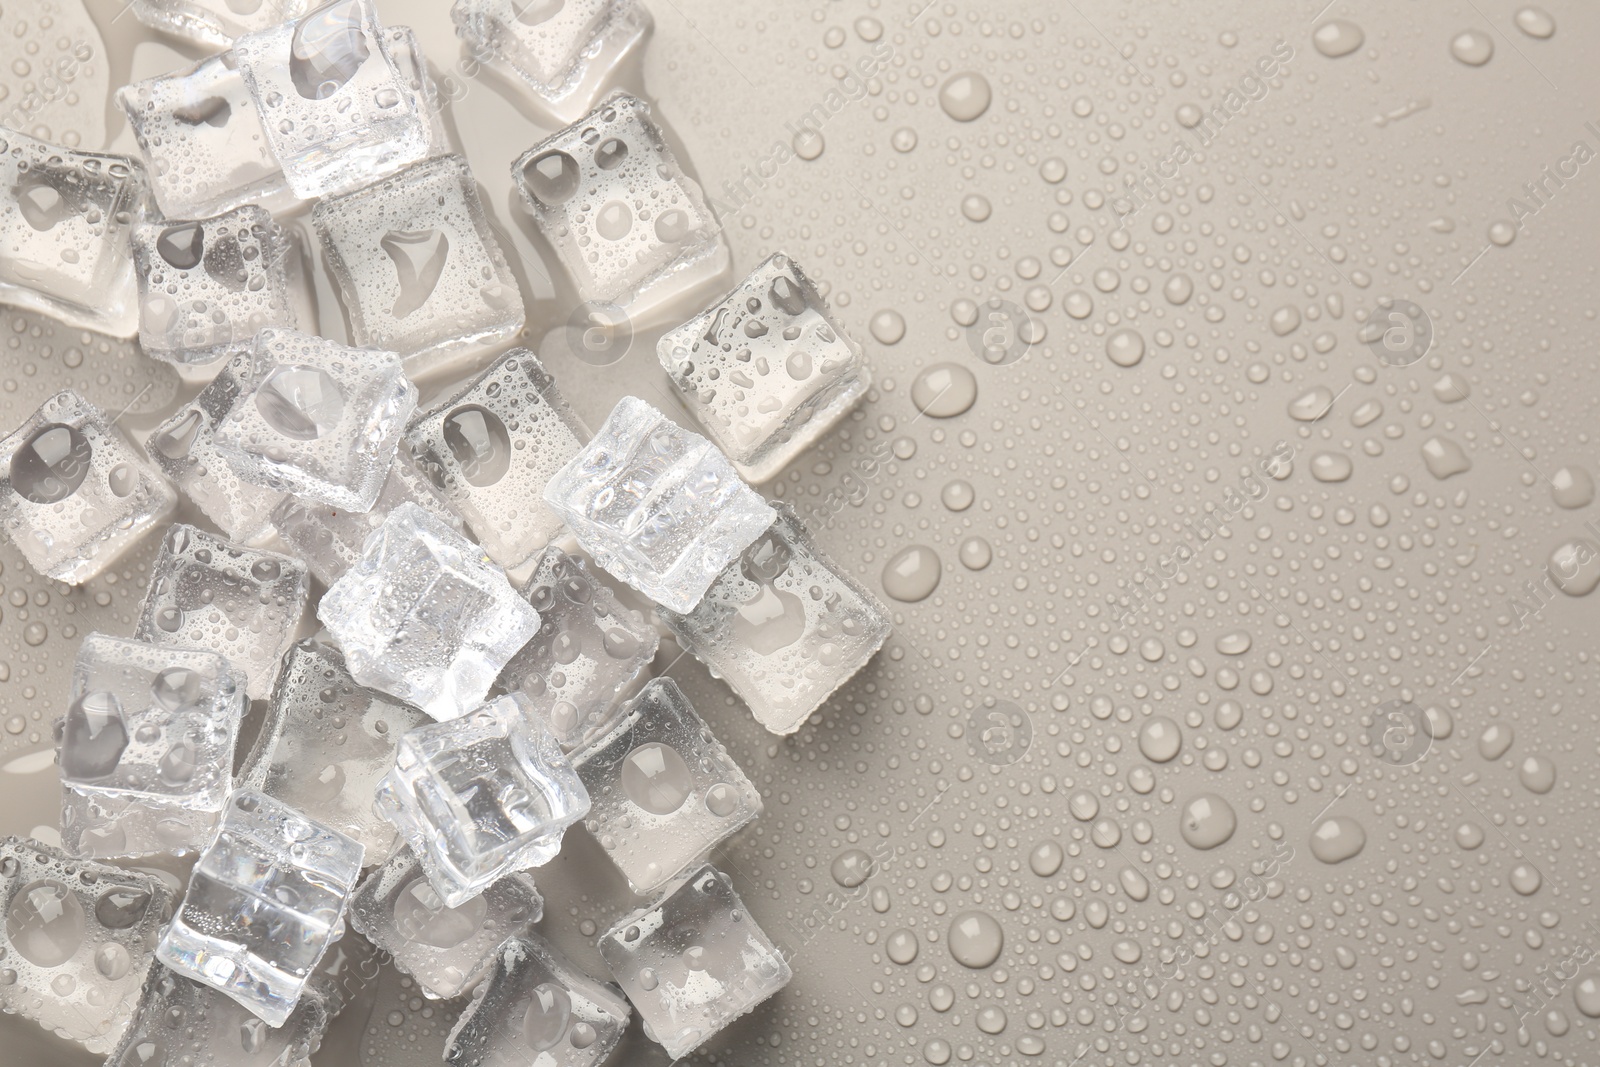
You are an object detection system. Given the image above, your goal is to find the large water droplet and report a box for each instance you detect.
[381,229,450,319]
[60,691,128,780]
[157,223,204,270]
[621,743,693,815]
[256,364,344,441]
[1313,20,1364,57]
[1137,717,1182,762]
[6,879,85,966]
[392,876,487,948]
[938,72,992,121]
[948,911,1004,968]
[10,423,93,504]
[522,981,572,1050]
[910,363,977,417]
[443,405,512,488]
[523,151,581,207]
[1310,816,1366,863]
[831,848,874,887]
[1179,793,1236,849]
[882,545,942,602]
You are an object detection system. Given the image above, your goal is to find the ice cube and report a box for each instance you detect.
[157,791,365,1027]
[116,53,290,221]
[385,26,453,158]
[572,678,761,894]
[348,846,543,999]
[451,0,651,124]
[513,92,728,315]
[598,864,790,1059]
[374,694,588,908]
[242,639,430,858]
[271,450,463,587]
[57,633,247,859]
[231,0,430,200]
[147,352,288,544]
[315,154,524,375]
[213,328,418,513]
[129,0,317,49]
[660,503,890,735]
[658,253,871,482]
[0,836,174,1053]
[0,127,147,337]
[404,349,586,568]
[105,964,330,1067]
[543,395,774,614]
[496,546,657,751]
[0,390,176,584]
[133,205,298,366]
[318,503,540,719]
[134,524,311,700]
[445,932,631,1067]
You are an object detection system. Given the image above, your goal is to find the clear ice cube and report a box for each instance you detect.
[0,127,147,337]
[513,92,728,315]
[348,846,543,999]
[156,790,365,1027]
[451,0,651,124]
[58,633,247,859]
[573,678,761,894]
[213,328,418,513]
[318,503,540,720]
[405,349,586,568]
[147,351,288,544]
[0,836,174,1053]
[242,639,430,858]
[231,0,430,200]
[542,395,774,614]
[598,864,790,1059]
[315,154,524,375]
[445,932,631,1067]
[271,450,463,587]
[134,524,311,701]
[133,205,298,366]
[374,694,589,908]
[0,390,176,584]
[384,26,453,158]
[116,53,290,221]
[496,546,657,751]
[660,503,890,735]
[129,0,317,49]
[658,253,871,482]
[105,964,330,1067]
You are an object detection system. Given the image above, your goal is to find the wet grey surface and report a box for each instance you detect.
[2,0,1600,1064]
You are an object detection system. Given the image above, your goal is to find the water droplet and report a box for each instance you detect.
[522,982,571,1050]
[831,848,874,887]
[392,876,486,948]
[1313,20,1365,57]
[948,911,1003,968]
[1478,722,1514,760]
[1450,29,1494,65]
[1548,539,1600,596]
[256,364,344,441]
[1551,466,1595,509]
[1514,6,1555,38]
[1028,841,1063,877]
[523,150,580,207]
[958,537,991,570]
[1421,436,1471,479]
[1518,755,1557,794]
[882,545,942,602]
[938,72,991,122]
[6,879,85,966]
[886,928,919,964]
[870,309,906,345]
[10,423,92,504]
[1179,793,1236,849]
[1310,816,1366,863]
[910,363,977,417]
[60,691,127,779]
[941,480,974,511]
[1106,328,1145,367]
[621,743,693,814]
[1138,717,1182,762]
[443,405,512,487]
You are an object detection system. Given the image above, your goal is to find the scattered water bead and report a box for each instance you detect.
[1310,816,1366,864]
[938,72,991,122]
[1450,29,1494,65]
[1137,717,1182,762]
[1551,466,1595,509]
[1515,6,1555,38]
[948,911,1003,968]
[1179,794,1236,850]
[883,545,942,602]
[1313,19,1364,57]
[910,363,977,417]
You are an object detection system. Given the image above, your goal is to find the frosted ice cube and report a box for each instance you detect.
[148,352,288,544]
[0,837,174,1053]
[213,328,418,513]
[445,932,631,1067]
[661,503,889,735]
[116,53,290,221]
[231,0,430,200]
[0,390,176,584]
[451,0,651,124]
[384,26,453,157]
[542,395,774,614]
[513,92,728,315]
[405,349,586,567]
[572,678,761,894]
[315,154,524,375]
[157,791,365,1027]
[134,524,311,700]
[599,864,789,1059]
[374,694,588,908]
[348,846,543,999]
[133,206,298,366]
[318,503,540,720]
[129,0,316,49]
[271,450,463,587]
[496,547,657,751]
[57,633,246,859]
[105,964,330,1067]
[658,253,871,482]
[242,639,430,858]
[0,127,147,336]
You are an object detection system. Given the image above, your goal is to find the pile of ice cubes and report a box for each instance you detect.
[0,0,893,1061]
